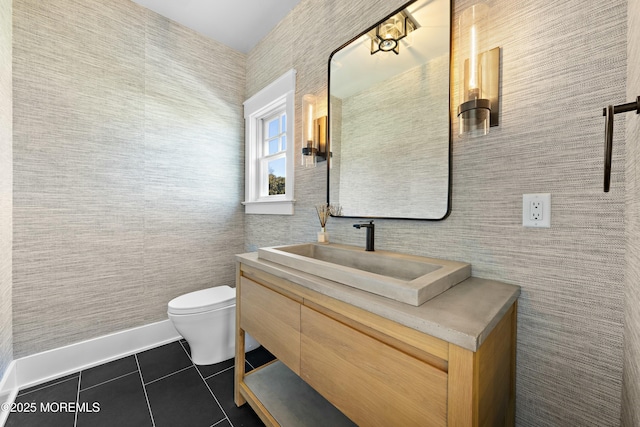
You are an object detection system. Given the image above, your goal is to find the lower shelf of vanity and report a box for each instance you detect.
[239,360,355,427]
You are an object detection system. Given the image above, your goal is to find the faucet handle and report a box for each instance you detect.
[353,220,374,229]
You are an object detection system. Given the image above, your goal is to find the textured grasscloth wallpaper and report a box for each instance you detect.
[246,0,628,425]
[623,0,640,424]
[12,0,246,357]
[0,0,12,380]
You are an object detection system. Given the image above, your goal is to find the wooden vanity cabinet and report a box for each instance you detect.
[235,263,517,427]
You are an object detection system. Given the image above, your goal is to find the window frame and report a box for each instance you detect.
[242,69,296,215]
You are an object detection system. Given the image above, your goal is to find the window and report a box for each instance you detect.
[243,69,296,215]
[262,111,287,196]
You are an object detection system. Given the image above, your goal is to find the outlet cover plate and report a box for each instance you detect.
[523,193,551,228]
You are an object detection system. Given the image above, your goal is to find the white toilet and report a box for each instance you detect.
[167,285,259,365]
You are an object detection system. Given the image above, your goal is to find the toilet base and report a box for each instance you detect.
[169,303,259,366]
[189,333,259,366]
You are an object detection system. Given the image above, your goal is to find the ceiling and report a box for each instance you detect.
[131,0,302,53]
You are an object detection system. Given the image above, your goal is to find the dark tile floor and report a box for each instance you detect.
[6,340,274,427]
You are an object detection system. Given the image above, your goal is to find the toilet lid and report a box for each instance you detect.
[168,286,235,315]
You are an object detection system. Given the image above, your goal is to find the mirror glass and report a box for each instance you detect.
[328,0,451,220]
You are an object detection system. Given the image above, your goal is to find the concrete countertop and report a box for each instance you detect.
[236,252,520,352]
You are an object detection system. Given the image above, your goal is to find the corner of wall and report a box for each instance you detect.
[623,0,640,424]
[0,0,13,387]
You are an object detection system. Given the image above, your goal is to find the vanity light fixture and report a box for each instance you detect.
[301,94,328,168]
[369,10,417,55]
[457,3,500,137]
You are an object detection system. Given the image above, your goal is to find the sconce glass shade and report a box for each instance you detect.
[370,11,417,55]
[301,93,327,168]
[457,3,491,137]
[301,94,317,168]
[459,98,490,137]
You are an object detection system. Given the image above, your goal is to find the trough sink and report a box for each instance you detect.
[257,243,471,306]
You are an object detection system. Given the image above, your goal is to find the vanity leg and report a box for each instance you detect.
[447,344,475,426]
[235,268,247,407]
[447,303,517,426]
[506,301,518,427]
[234,328,246,406]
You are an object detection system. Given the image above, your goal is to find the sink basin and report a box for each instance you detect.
[257,243,471,306]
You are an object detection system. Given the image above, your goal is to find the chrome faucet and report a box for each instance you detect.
[353,221,374,251]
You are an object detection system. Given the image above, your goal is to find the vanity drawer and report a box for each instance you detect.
[239,277,301,374]
[300,305,448,427]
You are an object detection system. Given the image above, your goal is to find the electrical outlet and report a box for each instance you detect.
[530,201,542,221]
[523,194,551,228]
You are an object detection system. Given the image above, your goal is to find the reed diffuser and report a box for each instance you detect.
[315,203,340,243]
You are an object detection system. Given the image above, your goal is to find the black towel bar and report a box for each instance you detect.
[602,96,639,192]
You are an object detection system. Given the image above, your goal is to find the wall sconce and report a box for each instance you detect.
[301,94,328,168]
[369,10,417,55]
[457,3,500,137]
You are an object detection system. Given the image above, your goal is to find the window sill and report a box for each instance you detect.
[242,199,295,215]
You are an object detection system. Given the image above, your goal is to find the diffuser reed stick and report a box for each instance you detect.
[316,203,332,228]
[315,203,340,242]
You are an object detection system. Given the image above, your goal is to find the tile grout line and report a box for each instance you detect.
[203,365,234,381]
[135,353,156,427]
[211,418,228,427]
[179,340,234,427]
[192,358,234,427]
[143,365,193,386]
[79,370,139,392]
[176,339,237,381]
[73,372,81,427]
[17,375,80,397]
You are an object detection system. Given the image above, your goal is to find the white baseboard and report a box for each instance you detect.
[15,319,181,390]
[0,318,181,426]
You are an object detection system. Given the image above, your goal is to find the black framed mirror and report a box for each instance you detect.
[327,0,452,220]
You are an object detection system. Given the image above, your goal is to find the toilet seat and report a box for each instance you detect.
[168,286,235,315]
